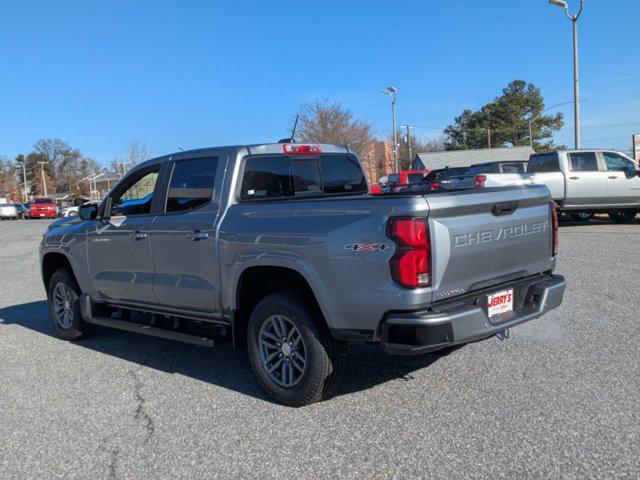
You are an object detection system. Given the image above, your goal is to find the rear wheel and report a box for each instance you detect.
[609,209,638,223]
[570,211,594,222]
[47,268,97,340]
[247,292,347,407]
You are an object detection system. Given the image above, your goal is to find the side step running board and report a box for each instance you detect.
[86,316,215,347]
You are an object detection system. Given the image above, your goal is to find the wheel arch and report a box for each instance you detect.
[41,252,80,292]
[232,265,326,349]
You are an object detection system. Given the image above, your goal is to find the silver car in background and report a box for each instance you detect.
[0,204,20,220]
[60,206,79,217]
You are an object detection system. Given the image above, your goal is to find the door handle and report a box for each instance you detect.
[187,230,209,241]
[608,176,618,179]
[128,231,148,241]
[569,176,580,180]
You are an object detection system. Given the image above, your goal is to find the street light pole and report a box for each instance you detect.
[381,87,399,173]
[16,161,28,202]
[549,0,584,149]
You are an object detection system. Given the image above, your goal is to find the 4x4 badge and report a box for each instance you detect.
[344,243,388,252]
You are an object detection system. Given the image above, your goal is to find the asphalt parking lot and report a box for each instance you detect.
[1,217,639,479]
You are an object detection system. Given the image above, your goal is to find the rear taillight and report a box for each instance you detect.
[475,175,486,189]
[387,218,431,289]
[551,202,558,256]
[282,144,322,155]
[430,181,440,190]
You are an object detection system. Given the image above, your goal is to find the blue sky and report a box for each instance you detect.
[1,0,638,163]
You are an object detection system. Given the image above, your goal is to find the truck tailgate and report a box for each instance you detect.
[426,185,554,301]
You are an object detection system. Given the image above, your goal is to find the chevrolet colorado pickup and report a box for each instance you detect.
[40,143,566,406]
[478,150,640,223]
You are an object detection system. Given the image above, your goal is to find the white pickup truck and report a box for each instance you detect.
[479,149,640,222]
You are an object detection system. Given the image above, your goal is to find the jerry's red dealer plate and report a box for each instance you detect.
[487,289,514,318]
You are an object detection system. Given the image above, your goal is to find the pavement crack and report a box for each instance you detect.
[107,446,120,480]
[128,365,155,445]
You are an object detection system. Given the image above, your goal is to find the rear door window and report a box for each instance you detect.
[569,152,599,172]
[527,154,560,173]
[166,158,218,213]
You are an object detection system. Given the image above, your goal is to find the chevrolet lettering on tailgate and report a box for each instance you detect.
[453,221,548,248]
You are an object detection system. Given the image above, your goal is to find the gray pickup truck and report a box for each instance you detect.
[40,143,566,406]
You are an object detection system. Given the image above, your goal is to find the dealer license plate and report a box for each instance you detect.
[487,289,514,318]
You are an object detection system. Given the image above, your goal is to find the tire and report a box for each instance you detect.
[570,211,594,222]
[609,209,638,224]
[47,267,97,340]
[247,291,347,407]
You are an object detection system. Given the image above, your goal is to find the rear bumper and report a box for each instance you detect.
[380,274,566,356]
[29,210,57,218]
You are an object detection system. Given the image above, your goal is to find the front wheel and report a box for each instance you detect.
[609,209,638,223]
[47,268,97,340]
[247,292,346,407]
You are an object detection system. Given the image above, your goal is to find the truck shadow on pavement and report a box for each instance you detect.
[0,300,452,404]
[558,215,639,227]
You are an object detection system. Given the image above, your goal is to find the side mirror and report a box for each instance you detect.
[78,203,98,221]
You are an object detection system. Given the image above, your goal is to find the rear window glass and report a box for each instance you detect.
[241,154,366,200]
[241,156,291,199]
[569,152,599,172]
[34,198,54,204]
[320,156,367,194]
[502,163,525,173]
[292,158,322,195]
[527,154,560,173]
[465,165,491,175]
[407,173,425,183]
[387,174,400,184]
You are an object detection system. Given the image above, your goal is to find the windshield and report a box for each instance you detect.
[34,198,54,204]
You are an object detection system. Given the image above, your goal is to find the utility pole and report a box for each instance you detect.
[16,161,28,202]
[406,125,412,167]
[400,125,414,169]
[37,161,49,196]
[549,0,584,149]
[487,128,492,149]
[528,100,578,149]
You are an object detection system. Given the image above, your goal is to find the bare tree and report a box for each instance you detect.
[124,139,149,170]
[109,157,124,175]
[296,98,377,159]
[0,157,18,199]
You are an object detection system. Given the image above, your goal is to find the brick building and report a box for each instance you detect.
[361,141,395,184]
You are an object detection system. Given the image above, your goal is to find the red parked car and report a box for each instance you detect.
[370,169,430,194]
[28,197,59,219]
